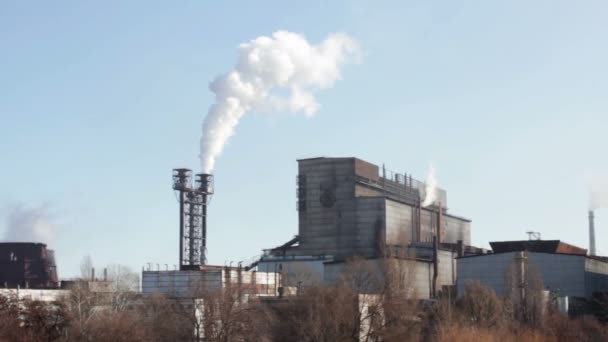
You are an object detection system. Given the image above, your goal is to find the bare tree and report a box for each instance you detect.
[504,252,546,327]
[80,254,93,280]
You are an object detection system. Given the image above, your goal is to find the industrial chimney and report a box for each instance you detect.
[589,210,596,256]
[172,169,214,270]
[195,173,214,266]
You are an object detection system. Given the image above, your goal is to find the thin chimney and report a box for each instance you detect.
[589,210,596,256]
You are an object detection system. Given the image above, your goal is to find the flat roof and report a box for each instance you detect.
[489,240,587,255]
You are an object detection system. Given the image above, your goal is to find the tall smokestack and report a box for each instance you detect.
[172,169,214,269]
[195,173,214,266]
[589,210,596,256]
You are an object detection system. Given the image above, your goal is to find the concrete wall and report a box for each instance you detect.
[298,158,384,258]
[142,270,280,298]
[385,200,414,245]
[0,288,68,302]
[384,199,470,246]
[257,258,327,287]
[323,254,456,299]
[443,214,471,245]
[437,249,458,289]
[584,258,608,297]
[354,197,385,256]
[297,158,357,257]
[457,252,592,298]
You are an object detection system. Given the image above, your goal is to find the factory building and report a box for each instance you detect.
[0,242,59,289]
[257,157,482,298]
[0,242,70,303]
[456,240,608,314]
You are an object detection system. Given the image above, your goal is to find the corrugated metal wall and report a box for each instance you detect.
[456,252,596,298]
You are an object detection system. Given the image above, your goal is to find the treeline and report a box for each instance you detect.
[0,281,607,341]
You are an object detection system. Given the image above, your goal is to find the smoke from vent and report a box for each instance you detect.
[589,178,608,210]
[421,164,438,207]
[199,31,359,173]
[2,204,57,246]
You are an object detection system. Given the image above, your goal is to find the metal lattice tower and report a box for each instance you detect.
[172,169,214,269]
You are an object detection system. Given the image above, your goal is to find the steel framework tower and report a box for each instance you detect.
[172,169,214,269]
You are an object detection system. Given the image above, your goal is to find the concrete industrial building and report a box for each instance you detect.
[256,157,483,297]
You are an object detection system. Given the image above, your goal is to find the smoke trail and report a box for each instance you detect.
[2,203,57,246]
[420,165,438,207]
[589,178,608,210]
[199,31,359,173]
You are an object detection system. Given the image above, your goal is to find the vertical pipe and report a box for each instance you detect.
[179,191,185,268]
[188,197,196,265]
[417,200,422,242]
[432,236,438,298]
[457,240,464,257]
[202,194,208,265]
[438,202,443,243]
[516,251,526,306]
[589,210,596,256]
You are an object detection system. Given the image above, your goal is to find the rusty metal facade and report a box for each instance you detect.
[0,242,59,289]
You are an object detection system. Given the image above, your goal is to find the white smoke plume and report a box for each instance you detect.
[199,31,360,173]
[2,203,57,246]
[589,177,608,210]
[420,165,438,207]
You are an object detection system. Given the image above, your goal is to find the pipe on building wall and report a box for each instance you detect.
[437,202,444,243]
[417,200,422,242]
[515,251,527,305]
[457,240,464,257]
[432,235,438,298]
[179,191,185,266]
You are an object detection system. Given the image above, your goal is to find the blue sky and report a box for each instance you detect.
[1,1,606,277]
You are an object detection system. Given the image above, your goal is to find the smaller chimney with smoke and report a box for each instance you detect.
[589,210,596,256]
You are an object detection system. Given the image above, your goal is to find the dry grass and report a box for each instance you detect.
[438,325,550,342]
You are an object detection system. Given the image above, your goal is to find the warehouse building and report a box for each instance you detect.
[457,240,608,302]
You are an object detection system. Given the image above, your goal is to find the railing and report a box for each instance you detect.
[355,166,448,207]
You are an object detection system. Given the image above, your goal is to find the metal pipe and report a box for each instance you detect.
[438,202,443,243]
[432,235,438,298]
[418,200,422,241]
[188,195,196,265]
[589,210,596,256]
[202,193,208,265]
[179,191,184,267]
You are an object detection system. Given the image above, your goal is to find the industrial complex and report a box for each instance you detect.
[1,156,606,320]
[139,156,607,317]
